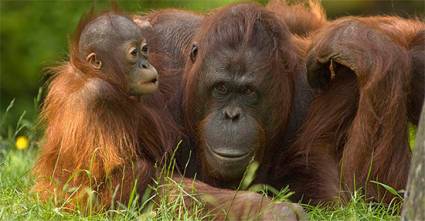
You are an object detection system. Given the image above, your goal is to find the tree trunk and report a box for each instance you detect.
[401,102,425,221]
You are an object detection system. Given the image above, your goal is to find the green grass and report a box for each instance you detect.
[0,147,209,220]
[0,100,404,220]
[0,146,403,220]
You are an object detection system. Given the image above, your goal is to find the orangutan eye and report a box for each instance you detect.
[129,47,138,57]
[243,87,255,95]
[213,82,228,95]
[141,43,148,55]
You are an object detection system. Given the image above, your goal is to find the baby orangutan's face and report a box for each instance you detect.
[80,14,159,95]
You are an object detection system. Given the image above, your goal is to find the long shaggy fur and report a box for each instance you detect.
[283,16,425,204]
[32,11,178,211]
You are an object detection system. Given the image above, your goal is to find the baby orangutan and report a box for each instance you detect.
[32,11,176,211]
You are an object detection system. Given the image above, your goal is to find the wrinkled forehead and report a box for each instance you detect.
[79,15,142,52]
[200,45,274,85]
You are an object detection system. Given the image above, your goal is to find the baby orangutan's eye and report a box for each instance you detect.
[141,43,148,55]
[129,47,138,57]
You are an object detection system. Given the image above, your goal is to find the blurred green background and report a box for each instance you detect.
[0,0,424,127]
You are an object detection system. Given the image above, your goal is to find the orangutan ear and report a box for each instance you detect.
[86,52,102,70]
[190,42,198,63]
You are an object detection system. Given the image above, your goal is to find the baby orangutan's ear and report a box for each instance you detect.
[86,52,102,70]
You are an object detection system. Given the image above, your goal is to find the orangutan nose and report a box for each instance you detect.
[224,106,242,121]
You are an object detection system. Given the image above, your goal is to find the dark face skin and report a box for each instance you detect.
[191,44,270,181]
[79,14,158,95]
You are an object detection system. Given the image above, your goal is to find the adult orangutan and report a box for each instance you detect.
[177,2,313,192]
[33,9,305,220]
[272,15,425,204]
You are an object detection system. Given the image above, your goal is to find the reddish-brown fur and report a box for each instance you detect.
[266,0,327,37]
[32,10,178,211]
[274,15,425,204]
